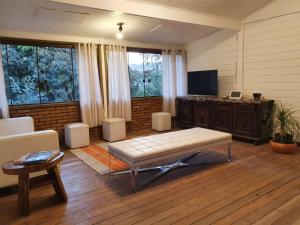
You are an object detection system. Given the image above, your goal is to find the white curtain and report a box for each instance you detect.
[176,53,187,97]
[106,45,132,121]
[99,45,108,119]
[162,50,187,116]
[162,52,177,117]
[77,43,104,127]
[0,48,9,119]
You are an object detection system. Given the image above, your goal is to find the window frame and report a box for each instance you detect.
[127,47,162,55]
[127,47,163,99]
[0,37,79,106]
[0,37,76,48]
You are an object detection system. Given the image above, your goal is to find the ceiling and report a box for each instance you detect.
[0,0,273,46]
[128,0,273,19]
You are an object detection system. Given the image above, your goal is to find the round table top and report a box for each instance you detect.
[2,152,64,175]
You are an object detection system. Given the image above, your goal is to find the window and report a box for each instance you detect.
[0,42,79,105]
[128,50,162,98]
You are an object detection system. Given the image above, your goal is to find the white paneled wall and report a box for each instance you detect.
[243,12,300,118]
[186,30,238,96]
[186,5,300,121]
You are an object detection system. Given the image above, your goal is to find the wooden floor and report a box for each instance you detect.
[1,139,300,225]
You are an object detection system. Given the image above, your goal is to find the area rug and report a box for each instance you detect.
[70,142,128,175]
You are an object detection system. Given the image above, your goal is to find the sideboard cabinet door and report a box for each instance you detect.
[232,103,256,137]
[177,100,193,127]
[193,101,211,128]
[212,103,232,133]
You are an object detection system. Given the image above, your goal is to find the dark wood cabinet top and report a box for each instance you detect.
[176,96,274,105]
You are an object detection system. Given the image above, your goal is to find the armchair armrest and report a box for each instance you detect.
[0,130,59,158]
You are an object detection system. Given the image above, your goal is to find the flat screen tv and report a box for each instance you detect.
[188,70,218,95]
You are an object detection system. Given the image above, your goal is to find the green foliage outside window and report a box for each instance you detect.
[128,52,162,98]
[0,44,162,104]
[0,44,79,105]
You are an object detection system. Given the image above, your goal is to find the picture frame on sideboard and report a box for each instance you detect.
[229,90,242,100]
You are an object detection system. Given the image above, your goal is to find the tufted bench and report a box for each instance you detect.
[108,128,232,191]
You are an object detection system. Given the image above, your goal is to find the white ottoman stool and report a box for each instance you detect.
[65,123,90,148]
[152,112,171,131]
[102,118,126,142]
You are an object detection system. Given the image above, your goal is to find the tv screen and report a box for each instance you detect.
[188,70,218,95]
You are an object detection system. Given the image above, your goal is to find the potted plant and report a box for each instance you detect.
[270,103,300,154]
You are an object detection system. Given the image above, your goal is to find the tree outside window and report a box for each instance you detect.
[128,51,162,98]
[0,43,79,105]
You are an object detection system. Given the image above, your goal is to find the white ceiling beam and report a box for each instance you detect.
[50,0,241,30]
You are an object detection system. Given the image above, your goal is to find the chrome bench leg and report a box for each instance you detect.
[227,143,232,162]
[130,168,138,192]
[108,154,112,176]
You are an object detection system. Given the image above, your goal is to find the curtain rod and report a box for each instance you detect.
[0,36,185,52]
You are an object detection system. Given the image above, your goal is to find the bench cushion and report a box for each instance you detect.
[108,128,231,164]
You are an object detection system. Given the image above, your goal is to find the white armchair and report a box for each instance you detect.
[0,117,60,188]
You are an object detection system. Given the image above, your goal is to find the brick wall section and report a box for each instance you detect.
[127,97,163,133]
[9,102,81,145]
[9,102,103,144]
[8,97,163,145]
[89,126,102,142]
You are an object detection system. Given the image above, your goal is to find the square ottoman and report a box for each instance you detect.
[102,118,126,142]
[65,123,90,148]
[152,112,171,131]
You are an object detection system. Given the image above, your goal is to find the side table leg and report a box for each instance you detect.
[18,172,29,216]
[47,166,68,202]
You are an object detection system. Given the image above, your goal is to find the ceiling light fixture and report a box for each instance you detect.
[116,22,124,39]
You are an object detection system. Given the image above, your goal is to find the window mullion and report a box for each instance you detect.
[71,48,75,100]
[5,44,12,105]
[36,46,42,104]
[143,53,145,97]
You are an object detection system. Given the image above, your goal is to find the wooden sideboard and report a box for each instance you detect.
[176,97,274,143]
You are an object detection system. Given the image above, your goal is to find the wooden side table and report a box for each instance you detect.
[1,152,67,216]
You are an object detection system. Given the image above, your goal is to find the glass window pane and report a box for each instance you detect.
[0,44,11,104]
[144,53,162,97]
[72,48,80,101]
[38,47,74,103]
[128,52,145,97]
[7,45,39,105]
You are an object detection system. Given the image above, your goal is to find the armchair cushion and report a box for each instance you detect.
[0,117,34,137]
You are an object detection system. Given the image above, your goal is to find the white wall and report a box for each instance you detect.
[187,30,239,96]
[243,12,300,110]
[186,0,300,120]
[244,0,300,23]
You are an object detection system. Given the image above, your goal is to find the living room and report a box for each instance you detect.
[1,0,300,224]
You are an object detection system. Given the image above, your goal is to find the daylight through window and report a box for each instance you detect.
[128,51,162,98]
[0,43,79,105]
